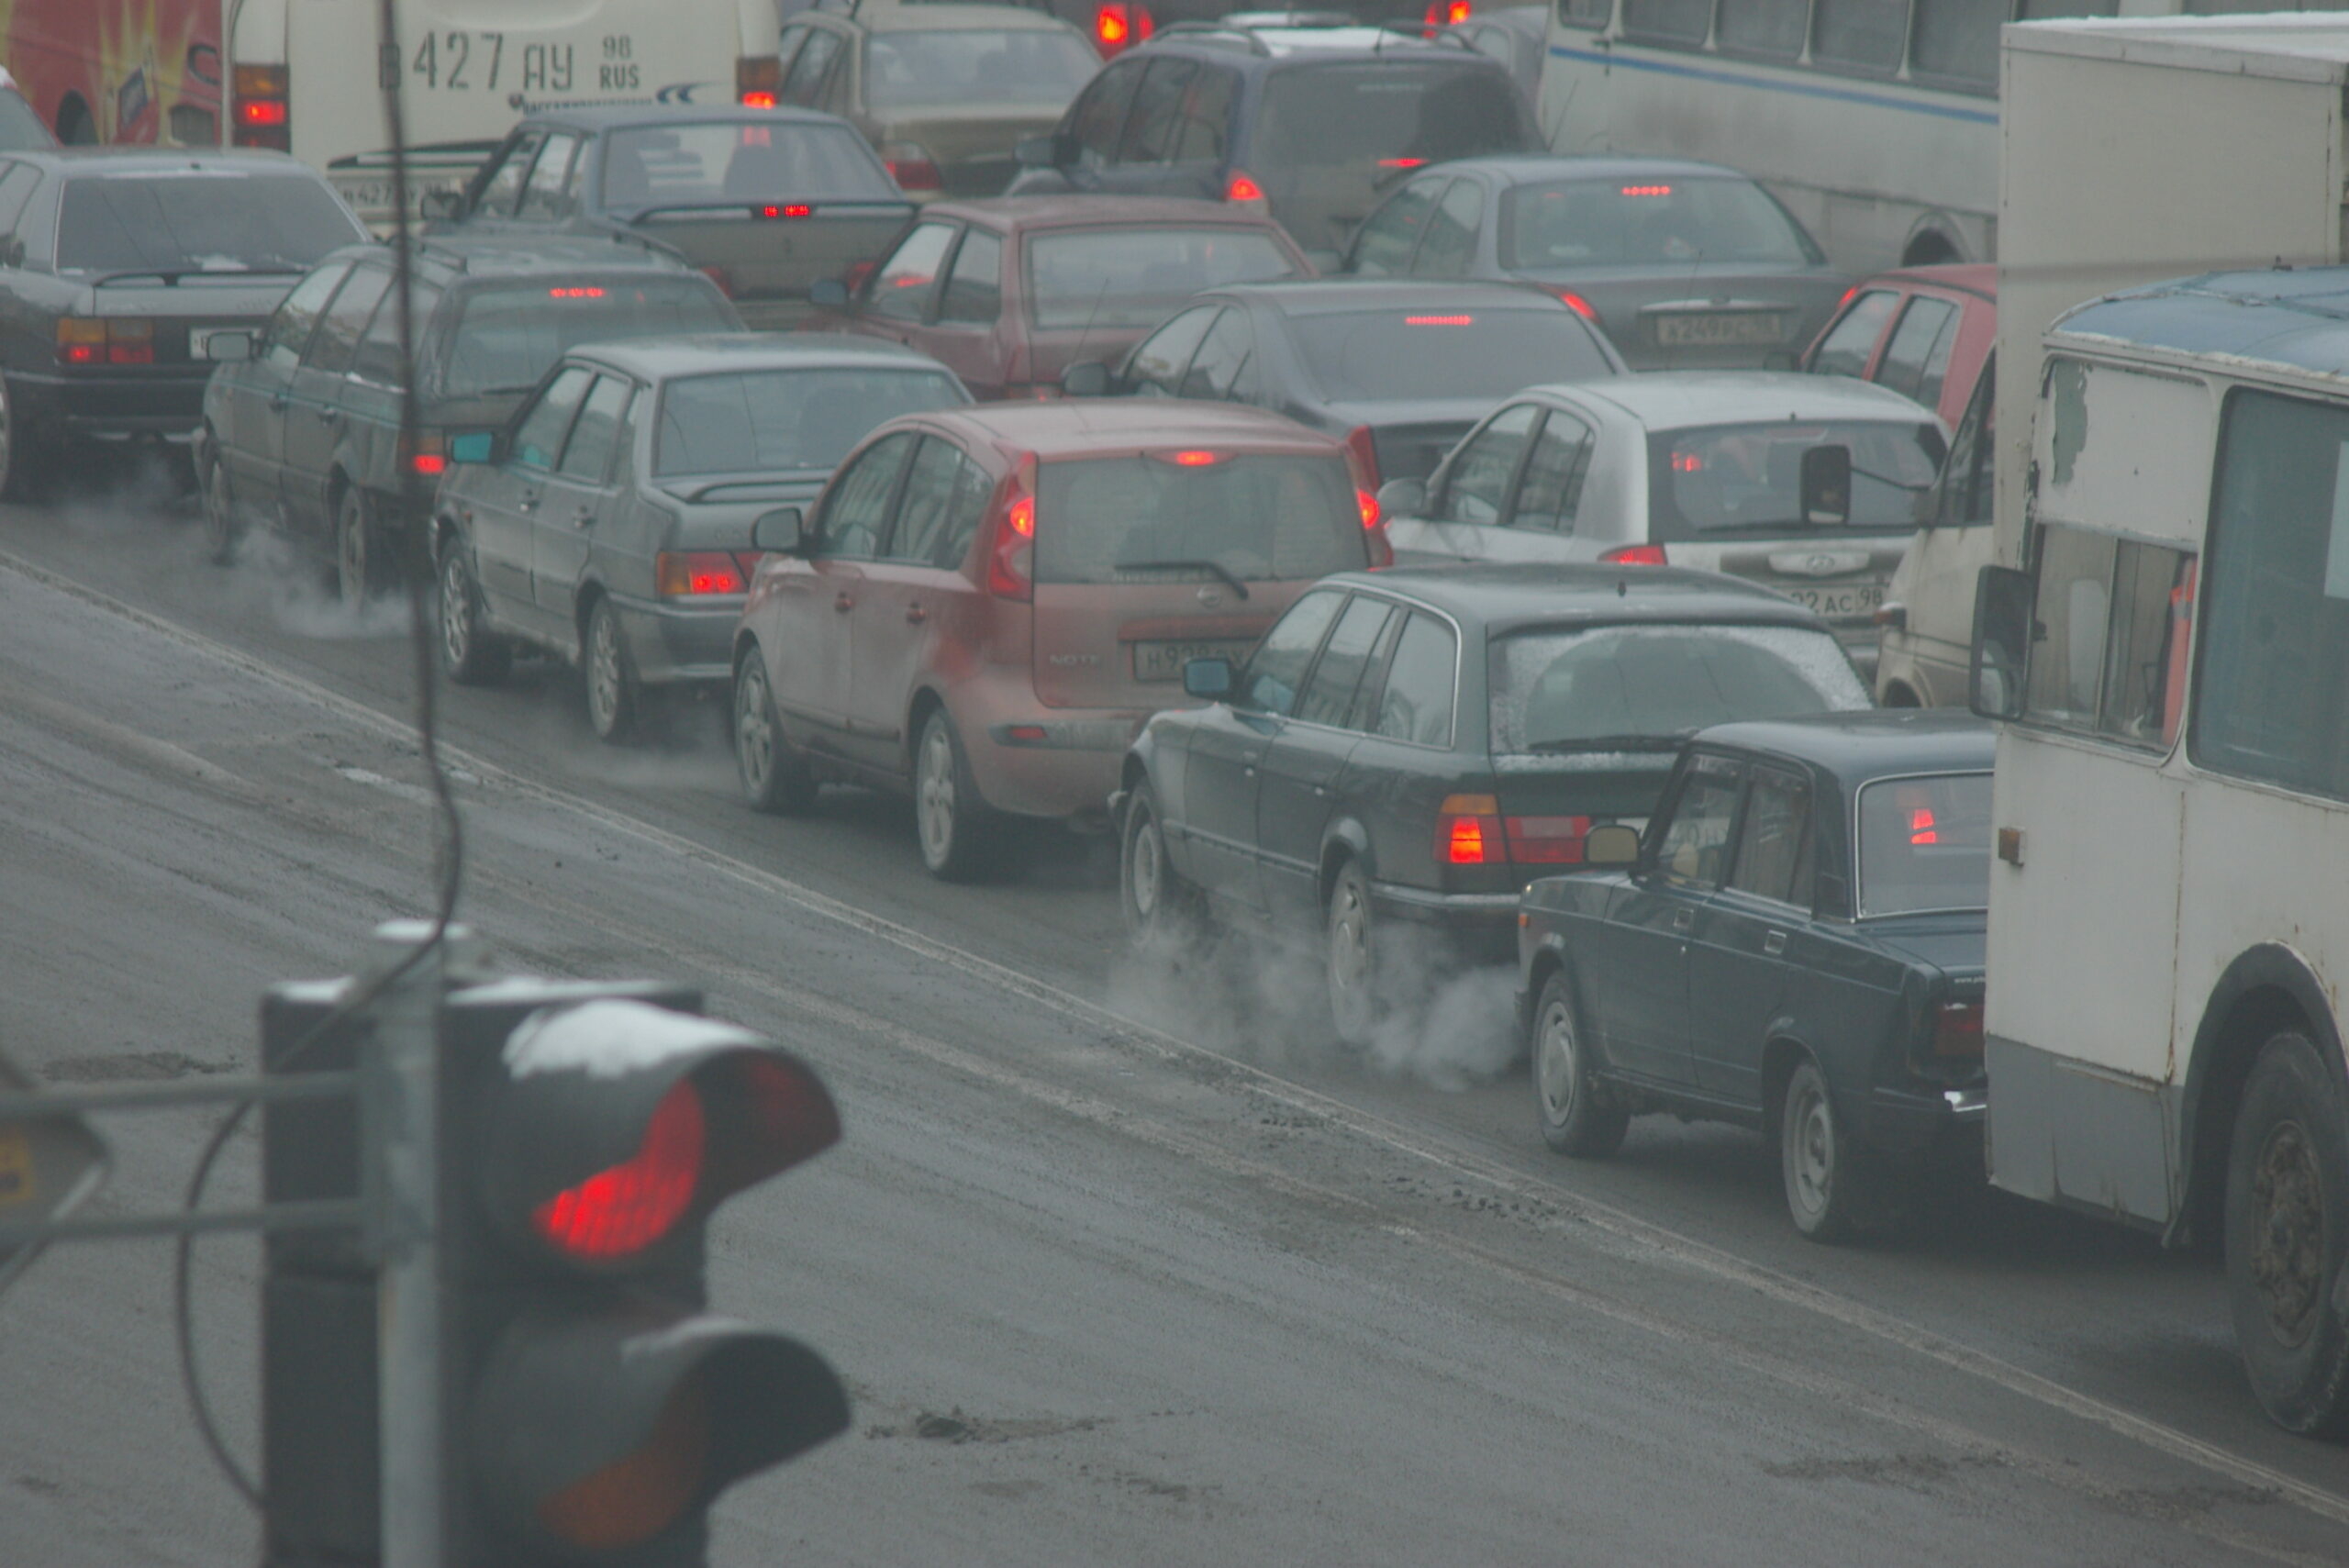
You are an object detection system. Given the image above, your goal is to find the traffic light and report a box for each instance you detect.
[440,980,849,1566]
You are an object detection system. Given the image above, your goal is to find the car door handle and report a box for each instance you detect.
[1672,906,1694,933]
[316,406,340,425]
[905,602,927,624]
[518,493,540,513]
[269,392,289,410]
[1765,929,1787,956]
[571,505,595,528]
[833,592,855,612]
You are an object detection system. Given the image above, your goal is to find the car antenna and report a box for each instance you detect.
[1066,277,1113,387]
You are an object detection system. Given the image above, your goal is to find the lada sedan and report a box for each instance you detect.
[1518,710,1993,1240]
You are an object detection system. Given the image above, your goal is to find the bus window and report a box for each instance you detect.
[1910,0,2001,94]
[1621,0,1712,45]
[1812,0,1909,74]
[2023,521,2192,749]
[1719,0,1809,60]
[1558,0,1614,26]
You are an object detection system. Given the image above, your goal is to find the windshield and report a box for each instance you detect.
[600,121,895,211]
[865,30,1099,111]
[437,280,735,399]
[1648,419,1944,539]
[654,368,967,477]
[56,173,364,273]
[1254,61,1533,169]
[1291,308,1614,403]
[1501,176,1820,270]
[1490,625,1869,753]
[1034,453,1367,585]
[1027,228,1297,329]
[1855,772,1993,916]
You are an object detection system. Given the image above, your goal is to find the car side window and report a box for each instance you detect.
[262,263,351,370]
[885,436,969,564]
[782,28,844,106]
[473,129,547,218]
[1373,612,1457,747]
[1808,288,1898,378]
[1727,765,1814,906]
[518,133,582,222]
[1877,295,1961,410]
[867,221,957,324]
[1351,177,1443,276]
[558,375,632,484]
[937,228,1003,326]
[1296,595,1396,729]
[351,280,441,385]
[304,266,392,376]
[1414,179,1485,279]
[931,448,994,570]
[1936,352,1993,527]
[1508,409,1594,534]
[1125,305,1220,395]
[818,430,918,560]
[1441,402,1541,525]
[1118,59,1197,166]
[1179,307,1254,401]
[1241,589,1345,717]
[1069,60,1146,170]
[512,365,594,471]
[1656,759,1746,890]
[1171,65,1237,165]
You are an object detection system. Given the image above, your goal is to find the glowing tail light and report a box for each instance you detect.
[1340,427,1390,565]
[1225,172,1267,206]
[56,317,151,366]
[532,1081,705,1260]
[881,143,943,195]
[1909,806,1938,845]
[1422,0,1472,34]
[1094,2,1153,55]
[756,204,813,219]
[1437,794,1504,865]
[1600,544,1667,566]
[1556,290,1599,322]
[232,63,290,152]
[656,552,751,596]
[1932,1000,1985,1058]
[737,54,783,108]
[411,452,448,477]
[1162,450,1221,466]
[988,477,1036,601]
[1505,815,1593,865]
[1620,184,1673,197]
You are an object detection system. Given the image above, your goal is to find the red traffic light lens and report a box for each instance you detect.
[533,1081,705,1260]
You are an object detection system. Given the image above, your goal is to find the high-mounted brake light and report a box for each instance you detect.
[1225,172,1267,206]
[548,286,607,299]
[1162,450,1221,466]
[1600,543,1667,566]
[1620,184,1672,197]
[1932,1000,1984,1058]
[1437,794,1504,866]
[737,54,783,108]
[656,552,752,596]
[232,63,290,151]
[533,1080,706,1261]
[1407,315,1474,326]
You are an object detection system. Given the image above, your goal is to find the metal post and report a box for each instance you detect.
[369,919,480,1568]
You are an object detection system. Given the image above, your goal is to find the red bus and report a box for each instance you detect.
[3,0,224,146]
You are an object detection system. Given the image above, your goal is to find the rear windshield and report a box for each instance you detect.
[1489,624,1869,754]
[1501,176,1819,270]
[1028,228,1297,329]
[1855,772,1992,917]
[653,367,967,476]
[437,280,735,399]
[1291,307,1615,403]
[865,30,1099,111]
[1647,419,1945,539]
[56,172,364,273]
[600,121,895,212]
[1033,452,1366,586]
[1254,61,1533,169]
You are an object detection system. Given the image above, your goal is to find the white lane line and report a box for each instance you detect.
[11,546,2348,1530]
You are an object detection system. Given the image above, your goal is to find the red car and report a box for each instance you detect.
[730,398,1387,879]
[808,195,1311,400]
[1799,262,1994,428]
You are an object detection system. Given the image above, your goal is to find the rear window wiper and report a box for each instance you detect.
[1114,558,1250,600]
[1520,732,1690,754]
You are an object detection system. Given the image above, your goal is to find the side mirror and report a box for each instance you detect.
[751,506,805,554]
[447,428,499,465]
[1375,476,1427,519]
[1061,360,1112,398]
[1800,443,1852,526]
[808,277,851,311]
[1968,562,2032,720]
[203,328,254,363]
[1584,823,1641,867]
[1182,656,1233,701]
[418,189,463,223]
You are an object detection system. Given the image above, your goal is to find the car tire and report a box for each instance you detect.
[201,449,239,564]
[2224,1029,2349,1437]
[1531,970,1629,1157]
[1325,860,1383,1049]
[1780,1057,1882,1243]
[334,486,384,608]
[914,706,1000,882]
[733,649,817,816]
[584,596,641,745]
[436,535,510,686]
[1119,781,1206,951]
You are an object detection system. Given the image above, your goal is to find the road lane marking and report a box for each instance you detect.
[10,545,2349,1534]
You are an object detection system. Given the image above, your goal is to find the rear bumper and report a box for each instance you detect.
[607,590,744,688]
[966,706,1152,824]
[10,368,208,439]
[1367,883,1520,964]
[1864,1082,1986,1158]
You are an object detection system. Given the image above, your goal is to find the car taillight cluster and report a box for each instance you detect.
[988,490,1036,602]
[1095,2,1154,55]
[1438,795,1596,867]
[56,317,152,366]
[1600,543,1668,566]
[881,142,942,195]
[1225,172,1267,207]
[233,63,291,153]
[1341,426,1394,568]
[1932,1000,1985,1058]
[655,551,759,597]
[737,54,782,109]
[1422,0,1472,35]
[403,428,448,477]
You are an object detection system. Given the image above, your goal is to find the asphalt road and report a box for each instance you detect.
[2,472,2345,1565]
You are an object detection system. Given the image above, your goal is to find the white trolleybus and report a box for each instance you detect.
[1968,270,2349,1436]
[1537,0,2244,275]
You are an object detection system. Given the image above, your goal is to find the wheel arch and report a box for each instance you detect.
[1760,1033,1820,1151]
[2176,944,2348,1248]
[1318,817,1375,907]
[905,684,951,773]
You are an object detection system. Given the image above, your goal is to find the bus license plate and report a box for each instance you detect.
[1133,639,1253,683]
[1783,581,1887,618]
[1653,311,1785,348]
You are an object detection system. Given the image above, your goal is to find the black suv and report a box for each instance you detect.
[198,235,738,602]
[1006,19,1538,260]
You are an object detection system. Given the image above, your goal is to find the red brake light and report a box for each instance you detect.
[1097,6,1129,44]
[1406,315,1473,326]
[548,286,606,299]
[1094,2,1153,53]
[1600,544,1668,566]
[232,63,291,151]
[989,484,1036,600]
[881,144,943,195]
[1357,488,1380,529]
[1162,450,1220,466]
[1437,794,1504,866]
[238,99,288,128]
[1377,157,1427,171]
[1670,451,1703,473]
[1909,806,1938,845]
[1556,291,1599,321]
[1932,1000,1985,1058]
[1422,0,1471,34]
[737,53,783,106]
[1834,284,1861,311]
[1225,172,1266,205]
[533,1080,705,1260]
[740,90,776,108]
[1620,184,1672,197]
[656,552,750,596]
[410,452,448,477]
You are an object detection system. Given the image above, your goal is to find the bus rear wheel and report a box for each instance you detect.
[2225,1029,2349,1436]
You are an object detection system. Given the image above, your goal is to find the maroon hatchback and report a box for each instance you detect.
[730,399,1389,878]
[807,195,1311,400]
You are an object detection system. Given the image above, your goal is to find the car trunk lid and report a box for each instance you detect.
[627,201,914,328]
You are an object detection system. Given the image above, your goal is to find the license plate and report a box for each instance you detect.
[1653,311,1786,348]
[1782,580,1887,618]
[1132,639,1254,683]
[332,173,463,221]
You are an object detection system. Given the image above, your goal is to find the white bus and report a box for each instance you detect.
[223,0,783,223]
[1969,271,2349,1436]
[1537,0,2191,276]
